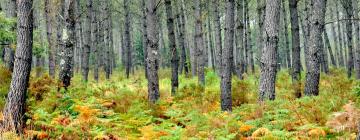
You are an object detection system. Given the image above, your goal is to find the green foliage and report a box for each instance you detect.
[0,12,16,44]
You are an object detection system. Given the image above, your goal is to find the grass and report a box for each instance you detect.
[0,66,359,139]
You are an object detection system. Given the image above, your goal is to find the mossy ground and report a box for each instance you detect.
[1,66,360,139]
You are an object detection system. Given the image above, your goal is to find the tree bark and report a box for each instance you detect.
[289,0,301,98]
[282,0,291,69]
[44,0,56,78]
[164,0,179,95]
[352,0,360,79]
[324,28,336,67]
[58,0,76,90]
[81,0,92,82]
[146,0,160,103]
[141,0,148,79]
[341,0,354,78]
[194,0,205,86]
[2,0,33,133]
[221,0,235,112]
[124,0,132,79]
[304,0,327,96]
[336,1,345,67]
[213,0,222,76]
[177,0,189,76]
[235,0,245,79]
[259,0,281,101]
[92,1,99,81]
[245,1,254,73]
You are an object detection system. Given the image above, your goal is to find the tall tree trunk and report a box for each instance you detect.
[330,5,339,67]
[324,28,336,67]
[289,0,301,98]
[259,0,281,101]
[92,1,99,81]
[257,0,266,61]
[235,0,245,79]
[245,1,254,73]
[304,0,327,96]
[194,0,205,86]
[2,0,33,133]
[320,31,329,73]
[124,0,132,79]
[213,0,222,76]
[141,0,148,79]
[81,0,92,82]
[164,0,179,95]
[45,0,56,78]
[58,0,76,90]
[336,1,345,67]
[282,0,291,69]
[221,0,235,112]
[352,0,360,79]
[243,0,249,72]
[177,0,189,76]
[146,0,160,103]
[103,0,111,79]
[341,0,354,78]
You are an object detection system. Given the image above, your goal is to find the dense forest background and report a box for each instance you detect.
[1,0,360,139]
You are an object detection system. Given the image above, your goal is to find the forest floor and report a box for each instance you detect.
[1,66,360,139]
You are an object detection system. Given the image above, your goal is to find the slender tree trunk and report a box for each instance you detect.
[81,0,92,82]
[289,0,301,98]
[164,0,179,95]
[245,1,254,73]
[141,0,148,79]
[257,0,265,59]
[45,0,56,78]
[336,1,345,67]
[330,5,339,67]
[103,0,111,79]
[243,0,249,72]
[235,0,245,79]
[58,0,76,90]
[221,0,235,112]
[194,0,205,86]
[259,0,281,101]
[2,0,33,133]
[124,0,132,79]
[213,0,222,76]
[341,0,354,78]
[146,0,160,103]
[304,0,327,96]
[320,31,329,73]
[282,0,291,69]
[352,0,360,79]
[177,0,189,76]
[92,1,99,81]
[324,28,336,67]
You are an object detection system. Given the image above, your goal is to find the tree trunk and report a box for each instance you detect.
[81,0,92,82]
[289,0,301,98]
[304,0,327,96]
[103,0,111,79]
[177,0,189,76]
[2,0,33,133]
[341,0,354,78]
[259,0,281,101]
[124,0,132,79]
[58,0,76,90]
[245,1,254,73]
[257,0,265,60]
[235,0,245,79]
[282,0,291,69]
[194,0,205,86]
[336,1,345,67]
[44,0,56,78]
[324,28,336,67]
[146,0,160,103]
[352,0,360,79]
[92,1,99,81]
[221,0,235,112]
[141,0,148,79]
[213,0,222,76]
[164,0,179,95]
[330,5,339,67]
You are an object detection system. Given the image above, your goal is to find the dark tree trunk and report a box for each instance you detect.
[164,0,179,95]
[221,0,235,112]
[213,0,222,76]
[124,0,132,79]
[304,0,327,96]
[92,1,99,81]
[354,0,360,79]
[141,0,148,79]
[259,0,281,101]
[336,1,345,67]
[45,0,56,78]
[341,0,354,78]
[235,0,245,79]
[194,0,205,86]
[289,0,301,98]
[146,0,160,103]
[2,0,33,133]
[58,0,76,90]
[324,28,336,67]
[81,0,92,82]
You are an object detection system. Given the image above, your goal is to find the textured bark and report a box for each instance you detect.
[353,0,360,79]
[213,0,222,75]
[282,0,291,69]
[257,0,266,63]
[58,0,76,90]
[259,0,281,101]
[341,0,354,78]
[329,5,339,67]
[45,0,56,78]
[165,0,179,95]
[335,2,345,67]
[245,1,254,73]
[320,31,329,73]
[92,1,99,81]
[194,0,205,86]
[221,0,235,112]
[243,0,249,72]
[124,0,132,79]
[103,0,111,79]
[142,0,148,79]
[324,28,336,67]
[289,0,301,98]
[235,0,245,79]
[146,0,160,103]
[177,0,189,76]
[304,0,327,96]
[81,0,92,82]
[207,3,215,70]
[74,0,82,74]
[2,0,33,133]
